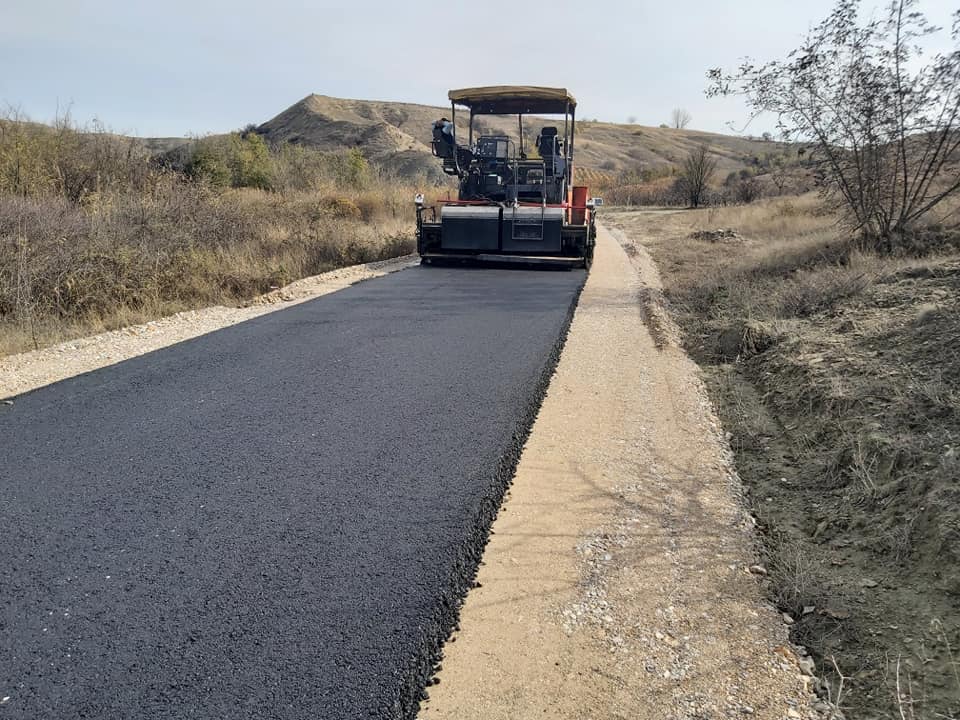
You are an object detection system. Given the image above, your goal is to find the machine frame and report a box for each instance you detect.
[416,86,598,269]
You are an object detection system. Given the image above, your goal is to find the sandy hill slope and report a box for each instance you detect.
[258,94,788,181]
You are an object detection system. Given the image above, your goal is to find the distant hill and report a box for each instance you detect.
[121,93,792,186]
[255,94,792,183]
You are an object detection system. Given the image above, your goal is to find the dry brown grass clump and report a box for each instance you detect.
[0,116,419,356]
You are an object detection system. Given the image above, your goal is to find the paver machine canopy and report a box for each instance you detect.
[416,86,599,268]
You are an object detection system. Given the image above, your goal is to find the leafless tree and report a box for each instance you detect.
[770,156,791,196]
[671,108,692,129]
[627,115,638,124]
[735,176,763,203]
[708,0,960,249]
[680,145,717,207]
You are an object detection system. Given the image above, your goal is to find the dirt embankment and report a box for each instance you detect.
[419,226,822,720]
[604,204,960,720]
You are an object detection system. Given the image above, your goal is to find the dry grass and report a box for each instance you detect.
[701,195,831,235]
[661,196,869,334]
[658,196,956,337]
[0,117,420,356]
[0,186,413,356]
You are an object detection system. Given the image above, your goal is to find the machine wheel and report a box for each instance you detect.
[582,247,594,270]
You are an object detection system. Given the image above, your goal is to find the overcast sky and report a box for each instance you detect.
[2,0,957,138]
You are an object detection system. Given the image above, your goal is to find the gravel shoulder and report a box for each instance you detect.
[419,225,822,719]
[1,254,419,400]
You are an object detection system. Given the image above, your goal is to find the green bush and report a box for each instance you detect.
[186,133,273,189]
[331,148,369,189]
[229,133,272,189]
[188,139,232,187]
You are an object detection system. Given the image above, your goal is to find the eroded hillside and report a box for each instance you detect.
[255,93,790,181]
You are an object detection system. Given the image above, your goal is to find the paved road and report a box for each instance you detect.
[0,266,584,719]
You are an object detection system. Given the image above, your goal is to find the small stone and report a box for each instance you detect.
[860,578,878,588]
[822,608,850,620]
[748,565,768,576]
[798,657,816,676]
[774,645,798,663]
[782,613,795,625]
[787,710,801,719]
[741,706,754,715]
[802,606,816,616]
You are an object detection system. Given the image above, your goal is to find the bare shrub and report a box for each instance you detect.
[734,177,762,204]
[763,531,828,617]
[773,265,873,317]
[0,113,155,200]
[670,108,692,129]
[679,145,717,208]
[709,0,960,249]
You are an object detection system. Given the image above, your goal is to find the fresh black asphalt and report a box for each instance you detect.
[0,265,585,719]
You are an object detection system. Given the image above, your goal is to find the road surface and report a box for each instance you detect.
[0,265,584,719]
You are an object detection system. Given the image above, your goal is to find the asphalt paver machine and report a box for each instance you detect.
[416,86,600,269]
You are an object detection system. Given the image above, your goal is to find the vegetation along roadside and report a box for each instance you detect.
[0,116,419,356]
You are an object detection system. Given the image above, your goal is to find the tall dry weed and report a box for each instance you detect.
[0,114,418,355]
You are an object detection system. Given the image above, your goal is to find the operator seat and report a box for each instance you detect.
[537,127,561,175]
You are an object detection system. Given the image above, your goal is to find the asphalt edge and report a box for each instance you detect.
[1,254,420,402]
[396,271,587,720]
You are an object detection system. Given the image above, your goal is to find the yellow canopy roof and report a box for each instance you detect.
[447,86,576,115]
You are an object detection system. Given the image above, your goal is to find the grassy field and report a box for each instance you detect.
[0,117,420,356]
[605,199,960,720]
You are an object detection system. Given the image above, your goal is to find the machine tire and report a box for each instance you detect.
[581,246,594,270]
